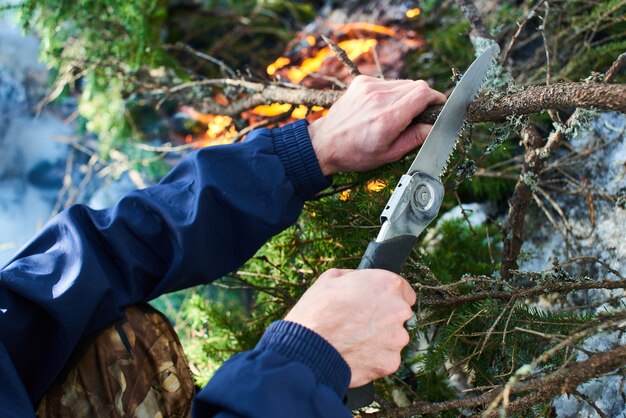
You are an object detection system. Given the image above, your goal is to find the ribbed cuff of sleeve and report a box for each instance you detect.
[272,119,332,200]
[257,320,351,398]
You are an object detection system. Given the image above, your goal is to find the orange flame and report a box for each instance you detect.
[366,179,387,193]
[334,22,398,37]
[339,190,351,201]
[180,106,237,147]
[252,103,326,119]
[286,38,377,83]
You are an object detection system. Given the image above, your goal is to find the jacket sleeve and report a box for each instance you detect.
[193,321,353,418]
[0,120,336,416]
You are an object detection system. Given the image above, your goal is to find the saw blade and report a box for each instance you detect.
[407,44,499,178]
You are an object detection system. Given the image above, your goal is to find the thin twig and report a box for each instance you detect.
[454,191,479,237]
[605,52,626,83]
[500,0,546,65]
[167,42,236,77]
[320,34,361,77]
[571,389,608,418]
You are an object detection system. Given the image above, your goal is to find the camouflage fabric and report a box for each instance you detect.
[37,304,194,418]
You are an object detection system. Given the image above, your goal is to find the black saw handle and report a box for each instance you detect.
[345,234,417,410]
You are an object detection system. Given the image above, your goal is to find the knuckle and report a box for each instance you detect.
[398,329,411,347]
[397,305,413,322]
[383,353,402,375]
[414,79,429,90]
[320,268,340,281]
[385,274,404,291]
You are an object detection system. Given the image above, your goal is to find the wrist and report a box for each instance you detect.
[257,320,351,398]
[307,120,334,176]
[272,119,332,199]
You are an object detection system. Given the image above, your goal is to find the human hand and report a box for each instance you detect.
[308,75,447,176]
[284,268,416,387]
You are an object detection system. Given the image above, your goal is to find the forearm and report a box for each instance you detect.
[0,120,330,411]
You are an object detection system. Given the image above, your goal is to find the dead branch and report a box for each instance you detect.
[361,344,626,418]
[605,52,626,83]
[418,278,626,308]
[499,53,626,279]
[500,0,546,65]
[467,82,626,122]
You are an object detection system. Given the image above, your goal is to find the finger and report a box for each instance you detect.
[392,83,447,120]
[385,272,417,306]
[379,123,433,163]
[413,123,435,143]
[400,279,417,306]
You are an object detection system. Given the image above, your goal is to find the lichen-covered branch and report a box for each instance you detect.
[468,82,626,122]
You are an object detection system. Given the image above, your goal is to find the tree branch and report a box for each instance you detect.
[468,81,626,122]
[361,344,626,418]
[164,79,626,123]
[321,34,361,77]
[417,278,626,308]
[604,52,626,83]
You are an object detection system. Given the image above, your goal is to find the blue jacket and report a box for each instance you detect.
[0,120,352,418]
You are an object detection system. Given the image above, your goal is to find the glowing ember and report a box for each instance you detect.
[405,8,421,19]
[366,179,387,193]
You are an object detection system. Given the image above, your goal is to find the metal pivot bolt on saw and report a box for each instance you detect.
[346,44,500,410]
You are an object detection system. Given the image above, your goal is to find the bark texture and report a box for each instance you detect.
[167,80,626,124]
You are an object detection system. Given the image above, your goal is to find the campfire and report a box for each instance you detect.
[178,8,423,148]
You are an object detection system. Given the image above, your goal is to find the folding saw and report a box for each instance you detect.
[347,44,500,409]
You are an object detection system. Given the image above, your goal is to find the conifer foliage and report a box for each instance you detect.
[8,0,626,416]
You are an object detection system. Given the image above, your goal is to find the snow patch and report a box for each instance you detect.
[516,112,626,416]
[437,202,492,227]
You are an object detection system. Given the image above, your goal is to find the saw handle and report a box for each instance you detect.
[357,235,418,272]
[345,234,417,410]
